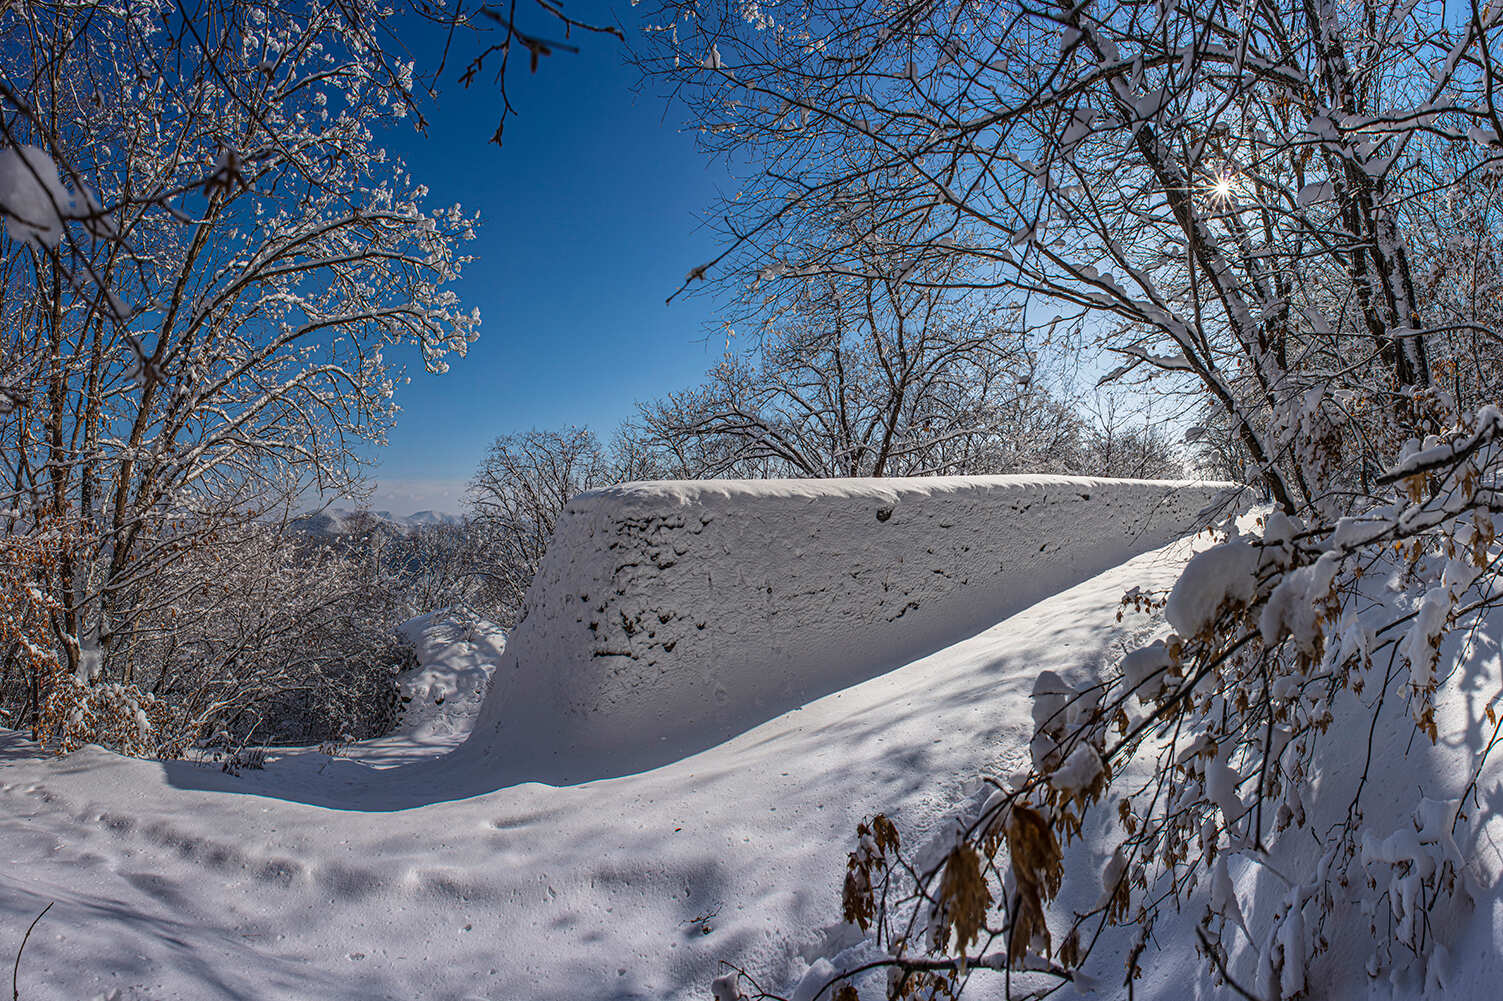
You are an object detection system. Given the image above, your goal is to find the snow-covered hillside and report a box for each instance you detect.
[290,508,463,537]
[17,476,1488,1001]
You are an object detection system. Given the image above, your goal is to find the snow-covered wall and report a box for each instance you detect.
[471,476,1233,779]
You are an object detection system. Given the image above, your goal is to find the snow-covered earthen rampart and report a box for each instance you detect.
[471,476,1233,777]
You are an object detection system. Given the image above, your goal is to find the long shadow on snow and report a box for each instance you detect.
[152,541,1163,815]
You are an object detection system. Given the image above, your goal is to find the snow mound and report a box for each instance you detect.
[340,611,503,768]
[0,145,74,246]
[471,475,1234,779]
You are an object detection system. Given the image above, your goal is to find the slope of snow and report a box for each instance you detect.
[476,475,1232,781]
[6,477,1494,1001]
[0,479,1219,1001]
[337,611,504,770]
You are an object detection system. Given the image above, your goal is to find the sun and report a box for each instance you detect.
[1206,166,1238,205]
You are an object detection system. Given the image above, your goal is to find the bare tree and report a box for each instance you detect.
[633,273,1178,481]
[639,0,1503,995]
[412,1,626,145]
[387,519,491,619]
[0,0,477,743]
[1078,394,1185,480]
[466,426,613,626]
[637,225,1061,477]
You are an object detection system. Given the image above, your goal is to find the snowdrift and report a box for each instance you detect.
[472,475,1233,778]
[8,481,1503,1001]
[0,538,1215,1001]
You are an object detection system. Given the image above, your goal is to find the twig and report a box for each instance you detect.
[1194,926,1263,1001]
[12,902,52,1001]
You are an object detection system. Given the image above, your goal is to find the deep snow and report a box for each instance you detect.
[479,476,1230,780]
[0,477,1226,1000]
[7,477,1497,1001]
[1,545,1192,1001]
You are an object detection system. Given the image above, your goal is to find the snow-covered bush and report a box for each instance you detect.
[0,513,413,753]
[791,425,1503,1001]
[34,673,175,757]
[2,523,176,755]
[137,519,411,748]
[0,525,66,730]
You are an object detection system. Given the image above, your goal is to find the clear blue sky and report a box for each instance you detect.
[364,4,731,513]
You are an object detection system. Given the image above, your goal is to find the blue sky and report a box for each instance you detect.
[364,4,732,513]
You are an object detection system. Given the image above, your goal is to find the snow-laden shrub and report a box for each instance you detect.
[815,406,1503,1000]
[3,524,175,755]
[34,672,175,757]
[0,525,66,730]
[140,521,412,749]
[1,513,416,755]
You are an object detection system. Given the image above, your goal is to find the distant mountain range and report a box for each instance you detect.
[291,508,464,536]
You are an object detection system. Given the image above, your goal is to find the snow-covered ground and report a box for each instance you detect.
[1,549,1184,1001]
[12,476,1496,1001]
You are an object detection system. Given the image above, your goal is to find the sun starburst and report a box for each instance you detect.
[1206,166,1239,205]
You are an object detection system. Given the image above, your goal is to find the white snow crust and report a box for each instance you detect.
[474,475,1231,780]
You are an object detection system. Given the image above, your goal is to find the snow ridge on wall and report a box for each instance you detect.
[469,475,1233,780]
